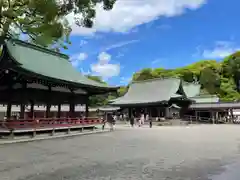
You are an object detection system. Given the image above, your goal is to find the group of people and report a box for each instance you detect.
[101,112,153,130]
[130,113,152,128]
[101,112,116,131]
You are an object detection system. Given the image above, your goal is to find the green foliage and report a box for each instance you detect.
[117,86,128,97]
[199,67,221,94]
[133,68,154,81]
[86,75,107,84]
[131,58,240,101]
[222,51,240,91]
[0,0,115,48]
[87,75,123,107]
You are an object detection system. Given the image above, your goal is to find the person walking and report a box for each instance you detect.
[107,113,114,131]
[102,116,106,130]
[140,113,144,127]
[145,113,149,125]
[149,118,152,128]
[130,115,134,127]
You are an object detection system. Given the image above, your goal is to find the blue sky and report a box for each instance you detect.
[64,0,240,86]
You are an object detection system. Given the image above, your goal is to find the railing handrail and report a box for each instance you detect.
[1,116,100,121]
[0,117,103,130]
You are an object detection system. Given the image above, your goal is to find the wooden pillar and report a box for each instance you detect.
[6,102,12,119]
[46,104,51,118]
[85,96,89,118]
[165,107,169,118]
[85,103,89,118]
[216,111,219,124]
[69,92,75,118]
[128,107,132,119]
[20,103,25,119]
[57,104,61,118]
[6,82,14,119]
[69,103,75,118]
[195,110,198,121]
[211,111,215,124]
[30,100,34,118]
[157,107,160,117]
[230,108,234,123]
[45,86,52,118]
[19,82,27,119]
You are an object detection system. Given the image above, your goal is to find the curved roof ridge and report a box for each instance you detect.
[131,77,180,84]
[7,39,69,60]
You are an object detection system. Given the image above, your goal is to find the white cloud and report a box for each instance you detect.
[98,52,111,64]
[151,58,164,65]
[91,52,120,78]
[67,0,206,35]
[79,40,88,46]
[71,23,97,36]
[78,53,88,60]
[70,52,88,67]
[202,41,240,59]
[104,39,139,51]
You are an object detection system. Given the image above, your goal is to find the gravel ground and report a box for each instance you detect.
[1,124,240,180]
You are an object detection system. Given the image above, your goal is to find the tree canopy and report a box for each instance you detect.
[0,0,115,48]
[87,75,126,107]
[132,56,240,102]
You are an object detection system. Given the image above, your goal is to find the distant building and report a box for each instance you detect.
[110,77,240,122]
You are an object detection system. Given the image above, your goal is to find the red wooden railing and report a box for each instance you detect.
[0,117,103,130]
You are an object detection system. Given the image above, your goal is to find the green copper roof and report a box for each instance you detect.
[191,94,219,103]
[5,39,115,89]
[111,78,183,106]
[182,82,201,98]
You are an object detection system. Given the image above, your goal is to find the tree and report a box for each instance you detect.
[0,0,115,48]
[132,68,154,81]
[86,75,107,84]
[222,52,240,91]
[86,75,108,106]
[199,67,220,94]
[175,68,194,82]
[117,86,128,97]
[87,75,121,106]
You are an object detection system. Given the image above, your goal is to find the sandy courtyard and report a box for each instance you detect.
[1,124,240,180]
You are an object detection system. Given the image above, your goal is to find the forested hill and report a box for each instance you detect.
[88,51,240,106]
[132,51,240,101]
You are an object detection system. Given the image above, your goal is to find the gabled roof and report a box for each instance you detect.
[5,39,116,90]
[190,94,219,103]
[111,78,185,106]
[182,82,201,98]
